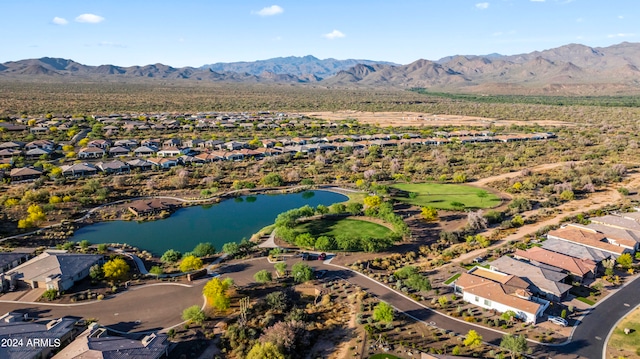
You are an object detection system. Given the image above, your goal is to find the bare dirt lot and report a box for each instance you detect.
[305,111,575,127]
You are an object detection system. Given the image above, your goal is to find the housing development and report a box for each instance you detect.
[3,7,640,356]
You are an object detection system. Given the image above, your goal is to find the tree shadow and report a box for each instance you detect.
[218,263,251,274]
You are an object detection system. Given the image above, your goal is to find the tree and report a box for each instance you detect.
[477,190,489,204]
[421,206,438,222]
[291,262,314,283]
[346,202,363,214]
[97,244,108,253]
[295,233,316,248]
[182,305,206,325]
[266,291,290,312]
[260,173,284,187]
[617,253,633,269]
[222,242,240,257]
[149,266,163,275]
[467,209,488,230]
[500,334,527,359]
[179,255,203,272]
[363,195,382,209]
[314,235,335,251]
[89,264,104,281]
[192,242,216,257]
[246,342,285,359]
[103,258,130,283]
[260,320,310,355]
[373,302,394,323]
[453,172,467,183]
[79,240,91,251]
[274,262,287,277]
[464,330,483,347]
[161,249,182,263]
[501,310,517,324]
[254,269,273,283]
[203,277,234,310]
[438,296,449,308]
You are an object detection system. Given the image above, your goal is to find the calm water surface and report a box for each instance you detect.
[73,190,347,255]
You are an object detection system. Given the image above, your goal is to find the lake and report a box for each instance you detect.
[72,190,347,256]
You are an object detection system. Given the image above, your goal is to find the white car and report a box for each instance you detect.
[548,316,568,327]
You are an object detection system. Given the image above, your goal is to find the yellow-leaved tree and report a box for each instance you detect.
[103,258,130,283]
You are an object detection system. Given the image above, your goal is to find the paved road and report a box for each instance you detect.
[219,257,640,359]
[539,276,640,359]
[0,282,206,333]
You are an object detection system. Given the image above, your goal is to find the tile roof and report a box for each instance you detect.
[547,227,627,255]
[455,271,542,315]
[513,247,596,277]
[490,256,571,297]
[542,237,616,261]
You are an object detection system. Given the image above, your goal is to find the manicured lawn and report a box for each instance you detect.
[444,273,461,285]
[391,183,501,210]
[296,218,393,239]
[369,354,403,359]
[607,306,640,356]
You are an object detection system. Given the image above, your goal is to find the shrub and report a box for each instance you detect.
[42,289,58,301]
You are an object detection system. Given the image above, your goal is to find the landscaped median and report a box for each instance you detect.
[606,305,640,359]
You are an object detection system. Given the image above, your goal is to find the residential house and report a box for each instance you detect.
[542,237,615,264]
[108,146,130,157]
[8,250,102,291]
[183,139,204,148]
[86,139,111,149]
[96,160,130,174]
[78,147,106,159]
[141,139,162,148]
[0,148,21,159]
[148,157,177,169]
[29,126,49,135]
[133,145,158,157]
[194,152,225,163]
[127,199,176,216]
[0,313,78,359]
[0,250,31,292]
[25,147,52,159]
[223,141,246,151]
[547,226,630,258]
[113,139,138,149]
[0,141,25,149]
[157,148,187,157]
[127,159,154,172]
[25,140,55,151]
[10,167,43,182]
[568,222,640,252]
[513,247,596,282]
[60,163,98,177]
[453,267,549,323]
[53,323,170,359]
[162,138,181,148]
[489,256,572,301]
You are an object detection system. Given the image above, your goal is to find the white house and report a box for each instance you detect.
[453,267,549,324]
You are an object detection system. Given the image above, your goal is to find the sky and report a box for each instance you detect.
[0,0,637,67]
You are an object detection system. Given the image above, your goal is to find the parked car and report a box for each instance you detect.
[318,253,327,260]
[548,316,568,327]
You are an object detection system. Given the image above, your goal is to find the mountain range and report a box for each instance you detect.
[2,42,640,94]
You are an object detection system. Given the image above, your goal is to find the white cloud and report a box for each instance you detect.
[75,13,105,23]
[52,17,68,25]
[475,2,489,9]
[323,30,346,40]
[618,15,624,19]
[607,33,635,38]
[255,5,284,16]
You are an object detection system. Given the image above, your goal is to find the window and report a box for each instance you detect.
[484,299,491,306]
[475,296,479,302]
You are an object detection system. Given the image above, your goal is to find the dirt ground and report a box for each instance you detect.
[304,111,575,128]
